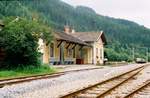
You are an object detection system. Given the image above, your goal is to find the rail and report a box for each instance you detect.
[60,65,146,98]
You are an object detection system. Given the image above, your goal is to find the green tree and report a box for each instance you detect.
[0,17,53,69]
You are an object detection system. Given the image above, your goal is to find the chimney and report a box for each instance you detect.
[64,25,70,34]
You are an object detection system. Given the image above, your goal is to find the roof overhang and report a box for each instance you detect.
[56,38,91,47]
[54,32,91,47]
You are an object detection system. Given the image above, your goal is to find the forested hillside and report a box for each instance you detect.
[0,0,150,61]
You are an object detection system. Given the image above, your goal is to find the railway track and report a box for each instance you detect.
[60,65,146,98]
[102,65,150,98]
[0,67,101,88]
[124,80,150,98]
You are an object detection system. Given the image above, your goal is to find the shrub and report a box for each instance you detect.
[0,17,53,69]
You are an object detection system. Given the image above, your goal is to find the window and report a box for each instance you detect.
[68,49,73,57]
[96,48,98,56]
[67,49,73,57]
[96,48,99,59]
[80,49,83,58]
[50,43,54,57]
[100,49,102,59]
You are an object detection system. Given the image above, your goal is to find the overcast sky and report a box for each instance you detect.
[62,0,150,28]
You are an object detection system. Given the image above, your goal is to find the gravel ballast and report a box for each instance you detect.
[0,64,145,98]
[104,64,150,98]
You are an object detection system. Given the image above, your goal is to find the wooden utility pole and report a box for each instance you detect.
[132,47,135,62]
[146,48,149,62]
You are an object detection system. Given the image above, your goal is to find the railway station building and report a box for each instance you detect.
[40,26,107,65]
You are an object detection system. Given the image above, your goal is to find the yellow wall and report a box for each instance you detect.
[87,47,93,64]
[42,40,60,64]
[54,40,60,60]
[41,38,103,65]
[64,43,68,58]
[43,40,77,64]
[82,48,88,64]
[64,42,76,63]
[82,47,93,64]
[74,45,92,64]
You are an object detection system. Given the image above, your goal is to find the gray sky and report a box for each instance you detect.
[62,0,150,28]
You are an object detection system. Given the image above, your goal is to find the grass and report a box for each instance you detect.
[0,64,57,79]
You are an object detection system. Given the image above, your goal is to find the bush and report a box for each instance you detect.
[105,48,130,62]
[0,17,53,69]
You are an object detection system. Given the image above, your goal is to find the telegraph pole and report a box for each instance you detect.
[146,48,149,62]
[132,47,135,62]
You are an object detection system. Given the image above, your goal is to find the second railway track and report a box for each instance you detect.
[60,65,148,98]
[124,80,150,98]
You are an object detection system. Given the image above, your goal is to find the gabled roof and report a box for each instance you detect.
[54,32,90,46]
[72,31,107,44]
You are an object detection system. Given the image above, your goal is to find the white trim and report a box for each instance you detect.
[96,31,103,42]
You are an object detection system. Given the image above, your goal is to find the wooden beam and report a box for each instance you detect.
[57,40,63,48]
[66,43,72,49]
[72,44,77,49]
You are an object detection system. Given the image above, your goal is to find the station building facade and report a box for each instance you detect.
[39,26,107,65]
